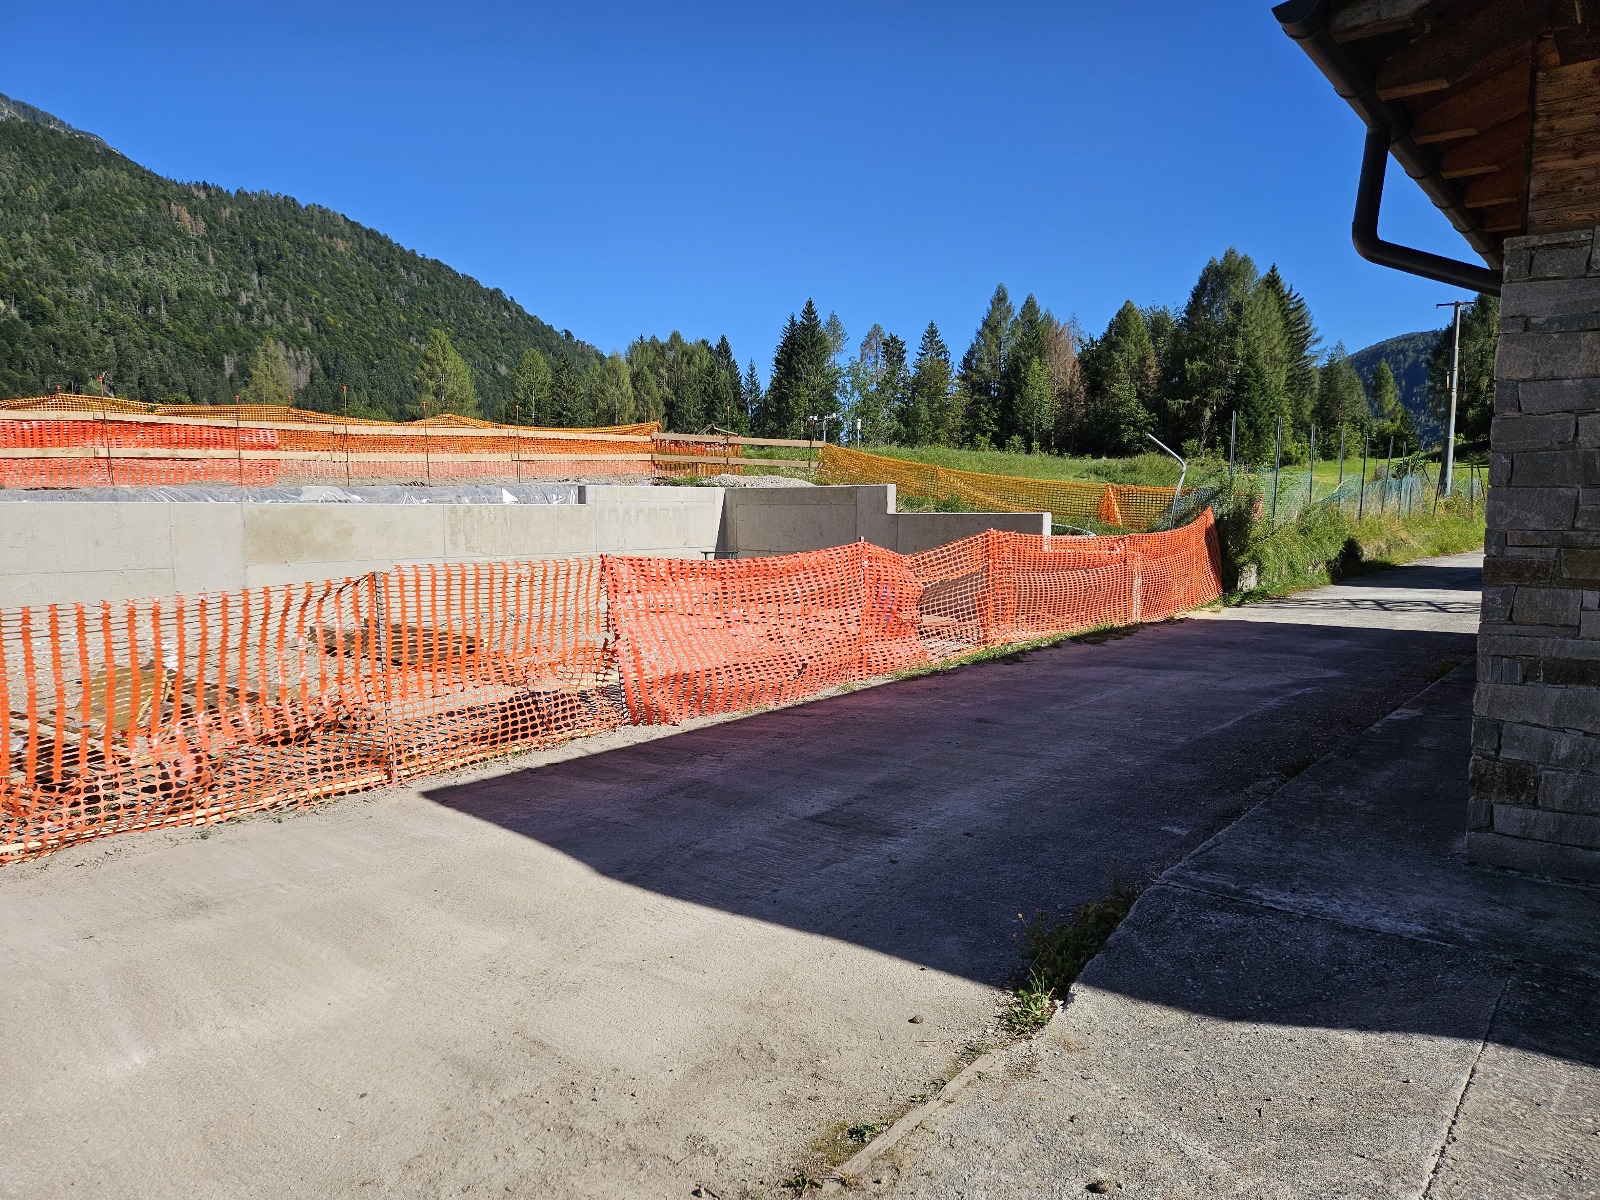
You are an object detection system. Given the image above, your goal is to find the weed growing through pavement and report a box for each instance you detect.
[1002,875,1144,1036]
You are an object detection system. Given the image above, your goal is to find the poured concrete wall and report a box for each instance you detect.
[0,486,723,608]
[0,484,1051,608]
[717,484,1050,557]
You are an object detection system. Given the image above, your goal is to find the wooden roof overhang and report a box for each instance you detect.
[1273,0,1600,291]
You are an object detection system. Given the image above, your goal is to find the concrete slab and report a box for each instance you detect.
[0,574,1474,1197]
[865,558,1600,1200]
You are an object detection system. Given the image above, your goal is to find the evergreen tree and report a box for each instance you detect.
[1168,248,1258,446]
[959,284,1012,448]
[1426,294,1498,441]
[412,328,481,419]
[548,352,579,426]
[1082,301,1158,453]
[741,360,763,432]
[1259,267,1321,430]
[1000,294,1049,445]
[1369,358,1414,451]
[903,322,954,446]
[508,346,552,425]
[711,336,747,433]
[1233,345,1277,463]
[1315,343,1367,446]
[239,340,295,407]
[763,300,834,438]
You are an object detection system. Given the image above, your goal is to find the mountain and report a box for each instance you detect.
[0,93,599,418]
[1348,330,1441,439]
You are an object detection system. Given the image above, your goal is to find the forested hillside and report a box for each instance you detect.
[1349,331,1440,436]
[0,93,598,418]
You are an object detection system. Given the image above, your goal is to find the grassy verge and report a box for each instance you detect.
[1236,497,1485,597]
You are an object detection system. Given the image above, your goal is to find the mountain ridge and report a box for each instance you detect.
[0,92,598,418]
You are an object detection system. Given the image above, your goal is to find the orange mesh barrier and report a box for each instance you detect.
[607,513,1221,725]
[1,513,1220,861]
[0,395,661,487]
[817,443,1183,531]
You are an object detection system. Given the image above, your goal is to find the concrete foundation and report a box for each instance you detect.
[1472,227,1600,883]
[0,483,1049,608]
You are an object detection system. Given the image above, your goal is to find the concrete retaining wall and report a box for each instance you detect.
[716,484,1049,557]
[0,484,1050,608]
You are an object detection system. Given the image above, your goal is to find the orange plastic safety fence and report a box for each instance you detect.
[0,513,1219,861]
[606,511,1222,725]
[0,396,662,488]
[816,443,1183,531]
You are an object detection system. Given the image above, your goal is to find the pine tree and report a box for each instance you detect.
[1315,343,1367,444]
[509,347,552,425]
[712,336,746,433]
[1000,294,1049,445]
[239,340,295,407]
[1258,267,1321,430]
[760,315,802,437]
[903,322,953,446]
[412,328,481,419]
[764,301,834,438]
[1168,249,1258,446]
[548,353,579,426]
[1233,345,1277,463]
[1082,301,1158,453]
[959,284,1012,448]
[1369,359,1414,452]
[741,360,763,432]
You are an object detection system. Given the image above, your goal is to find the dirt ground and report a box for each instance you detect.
[0,588,1474,1199]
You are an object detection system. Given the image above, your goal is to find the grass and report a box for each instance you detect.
[1001,876,1144,1037]
[1236,496,1485,597]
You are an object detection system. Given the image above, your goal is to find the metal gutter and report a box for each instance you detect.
[1273,0,1506,289]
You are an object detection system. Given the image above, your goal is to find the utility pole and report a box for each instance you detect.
[1436,299,1468,498]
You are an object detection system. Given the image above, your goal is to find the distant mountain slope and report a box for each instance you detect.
[1349,330,1440,438]
[0,92,598,417]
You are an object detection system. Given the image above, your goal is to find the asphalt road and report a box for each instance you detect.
[0,556,1479,1199]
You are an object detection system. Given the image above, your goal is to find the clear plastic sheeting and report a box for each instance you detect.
[0,483,583,505]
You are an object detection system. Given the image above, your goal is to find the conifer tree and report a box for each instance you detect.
[764,300,834,438]
[1000,294,1049,445]
[1426,294,1498,440]
[958,284,1012,448]
[904,322,954,446]
[547,353,579,426]
[1315,343,1367,443]
[1169,249,1258,445]
[741,360,763,431]
[240,340,296,407]
[509,346,552,425]
[1042,316,1087,451]
[412,328,481,419]
[1082,301,1158,452]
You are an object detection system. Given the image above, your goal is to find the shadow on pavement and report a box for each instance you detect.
[422,605,1511,1031]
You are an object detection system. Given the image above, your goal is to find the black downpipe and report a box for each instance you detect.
[1273,0,1505,293]
[1355,126,1504,295]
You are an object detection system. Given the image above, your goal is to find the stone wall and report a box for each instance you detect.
[1471,227,1600,882]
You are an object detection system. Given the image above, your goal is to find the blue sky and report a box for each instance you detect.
[5,0,1477,374]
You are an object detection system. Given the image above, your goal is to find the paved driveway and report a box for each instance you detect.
[0,558,1478,1199]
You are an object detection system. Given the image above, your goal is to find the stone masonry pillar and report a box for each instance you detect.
[1470,228,1600,882]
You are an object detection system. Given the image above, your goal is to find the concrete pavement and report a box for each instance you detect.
[1,554,1488,1199]
[858,555,1600,1200]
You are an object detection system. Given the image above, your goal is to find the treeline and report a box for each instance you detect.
[766,249,1450,463]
